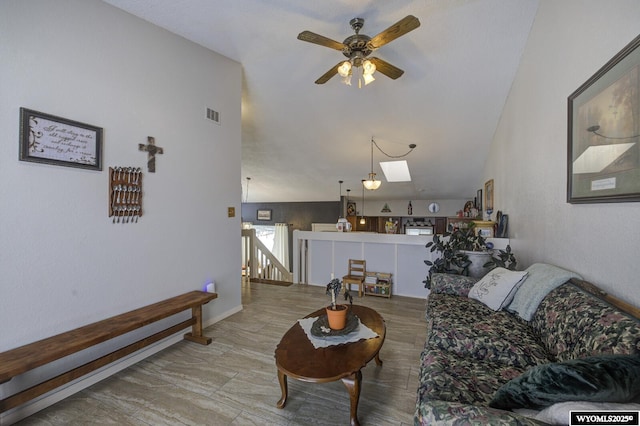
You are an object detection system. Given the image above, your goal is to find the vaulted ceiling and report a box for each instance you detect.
[102,0,539,202]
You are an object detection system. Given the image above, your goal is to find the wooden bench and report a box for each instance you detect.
[0,290,217,413]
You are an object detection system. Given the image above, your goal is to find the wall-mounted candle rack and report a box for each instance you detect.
[109,166,142,223]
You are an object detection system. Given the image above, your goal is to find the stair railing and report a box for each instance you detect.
[241,229,292,282]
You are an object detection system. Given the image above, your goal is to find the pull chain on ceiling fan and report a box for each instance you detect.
[297,15,421,86]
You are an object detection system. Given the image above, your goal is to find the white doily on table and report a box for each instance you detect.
[297,316,379,349]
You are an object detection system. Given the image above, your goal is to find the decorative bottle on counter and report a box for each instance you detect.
[408,201,413,215]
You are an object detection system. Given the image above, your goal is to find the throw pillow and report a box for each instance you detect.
[489,355,640,411]
[506,263,582,321]
[467,267,528,311]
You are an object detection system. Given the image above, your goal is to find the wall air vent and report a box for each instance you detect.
[206,108,220,125]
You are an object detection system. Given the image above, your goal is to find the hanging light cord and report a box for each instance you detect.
[361,180,365,218]
[371,137,416,158]
[370,140,375,172]
[244,177,250,203]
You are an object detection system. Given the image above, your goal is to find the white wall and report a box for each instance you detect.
[486,0,640,305]
[0,0,241,415]
[359,198,470,218]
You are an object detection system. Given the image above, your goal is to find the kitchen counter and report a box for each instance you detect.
[292,231,509,299]
[292,230,433,298]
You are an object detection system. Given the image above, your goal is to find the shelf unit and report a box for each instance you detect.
[364,272,392,298]
[446,218,495,237]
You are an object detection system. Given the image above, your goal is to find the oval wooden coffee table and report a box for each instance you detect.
[274,305,386,426]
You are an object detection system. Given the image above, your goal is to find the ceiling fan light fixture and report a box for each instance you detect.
[362,59,376,75]
[337,61,352,77]
[362,72,375,85]
[298,15,420,85]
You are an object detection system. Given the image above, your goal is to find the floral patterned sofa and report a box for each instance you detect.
[415,266,640,425]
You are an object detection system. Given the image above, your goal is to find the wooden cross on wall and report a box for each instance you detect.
[138,136,164,173]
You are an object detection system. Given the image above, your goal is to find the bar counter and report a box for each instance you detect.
[292,230,510,299]
[293,230,433,298]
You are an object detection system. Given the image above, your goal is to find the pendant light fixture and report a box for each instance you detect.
[360,180,366,225]
[338,180,344,217]
[363,138,381,190]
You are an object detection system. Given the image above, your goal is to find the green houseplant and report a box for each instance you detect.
[484,244,517,270]
[449,225,494,278]
[423,225,517,288]
[325,278,353,330]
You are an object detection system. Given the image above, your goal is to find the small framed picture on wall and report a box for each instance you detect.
[257,209,272,221]
[484,179,494,211]
[19,108,103,171]
[347,201,356,216]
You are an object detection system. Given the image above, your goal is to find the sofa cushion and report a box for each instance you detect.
[430,273,479,297]
[468,268,528,311]
[427,294,551,368]
[415,399,545,426]
[418,347,526,406]
[506,263,581,321]
[531,283,640,361]
[489,355,640,410]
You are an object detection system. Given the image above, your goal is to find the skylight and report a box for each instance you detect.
[380,160,411,182]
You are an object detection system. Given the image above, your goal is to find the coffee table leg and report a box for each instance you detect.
[375,351,383,366]
[341,370,362,426]
[276,369,288,408]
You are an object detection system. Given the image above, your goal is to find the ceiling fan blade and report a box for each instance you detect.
[368,57,404,79]
[367,15,421,50]
[297,31,346,51]
[314,63,342,84]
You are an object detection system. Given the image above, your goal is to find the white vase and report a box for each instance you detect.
[461,250,493,278]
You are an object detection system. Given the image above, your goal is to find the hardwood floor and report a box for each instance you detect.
[17,282,427,425]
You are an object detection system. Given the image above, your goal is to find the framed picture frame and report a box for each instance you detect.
[347,201,356,216]
[476,189,483,212]
[19,108,103,171]
[484,179,494,212]
[567,34,640,203]
[257,209,272,221]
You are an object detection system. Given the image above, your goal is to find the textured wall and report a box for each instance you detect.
[0,0,242,395]
[485,0,640,305]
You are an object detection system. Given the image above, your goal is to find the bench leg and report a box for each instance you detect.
[184,305,212,345]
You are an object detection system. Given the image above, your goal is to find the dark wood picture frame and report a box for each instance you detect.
[484,179,494,212]
[257,209,272,221]
[567,34,640,203]
[19,108,103,171]
[347,201,356,216]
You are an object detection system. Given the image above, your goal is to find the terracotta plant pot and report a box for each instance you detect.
[326,304,349,330]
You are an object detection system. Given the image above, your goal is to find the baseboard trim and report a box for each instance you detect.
[1,304,243,425]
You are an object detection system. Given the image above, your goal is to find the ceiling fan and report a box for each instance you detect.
[297,15,420,85]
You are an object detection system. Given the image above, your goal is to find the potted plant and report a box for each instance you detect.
[483,244,517,270]
[423,233,469,289]
[448,224,494,278]
[325,278,353,330]
[423,225,517,288]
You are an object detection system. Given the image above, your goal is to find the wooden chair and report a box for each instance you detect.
[342,259,366,297]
